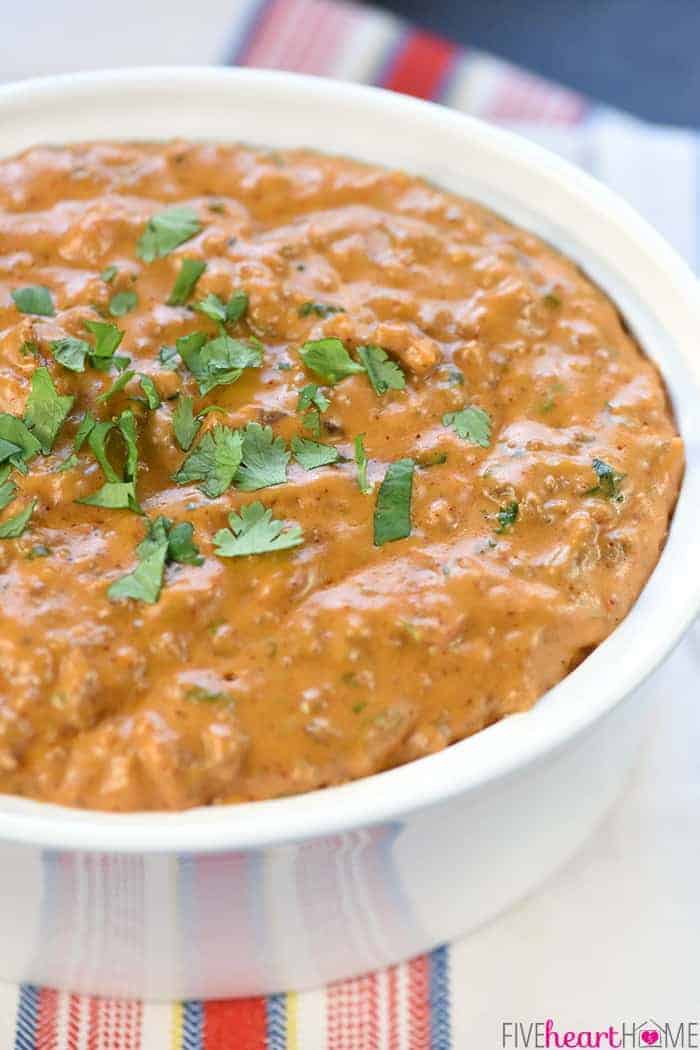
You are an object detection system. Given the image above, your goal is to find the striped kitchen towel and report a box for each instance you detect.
[3,0,700,1047]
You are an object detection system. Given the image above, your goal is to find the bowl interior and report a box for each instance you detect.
[0,67,698,851]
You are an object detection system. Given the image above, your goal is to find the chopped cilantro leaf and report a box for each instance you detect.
[19,340,38,357]
[24,367,74,453]
[301,409,321,436]
[0,438,23,464]
[297,384,330,414]
[138,374,161,410]
[299,338,364,384]
[84,320,124,363]
[171,397,222,452]
[443,405,492,447]
[97,370,135,403]
[357,345,406,396]
[587,458,626,501]
[214,501,303,557]
[79,410,139,509]
[78,481,140,511]
[373,458,415,545]
[101,265,118,283]
[196,290,249,325]
[87,419,120,481]
[137,205,201,262]
[496,500,519,533]
[159,345,179,368]
[11,285,54,317]
[74,412,97,451]
[117,410,139,481]
[224,289,249,325]
[50,337,91,372]
[176,331,262,395]
[108,532,168,603]
[0,498,37,538]
[298,301,344,318]
[167,521,204,565]
[354,434,372,495]
[195,293,227,323]
[167,259,206,306]
[108,289,138,317]
[235,422,289,491]
[108,515,203,604]
[297,383,329,437]
[172,395,200,451]
[291,436,339,471]
[0,414,41,467]
[0,480,17,511]
[173,424,243,498]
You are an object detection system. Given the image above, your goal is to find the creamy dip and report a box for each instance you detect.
[0,141,683,810]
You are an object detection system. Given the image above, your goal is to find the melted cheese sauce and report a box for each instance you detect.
[0,142,683,810]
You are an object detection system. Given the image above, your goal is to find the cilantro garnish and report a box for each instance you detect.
[159,345,179,369]
[172,398,223,449]
[174,420,289,497]
[354,434,372,495]
[50,337,91,372]
[496,500,519,533]
[53,321,126,375]
[172,395,200,451]
[443,405,492,447]
[74,412,97,452]
[138,375,161,410]
[299,338,364,384]
[167,259,207,306]
[167,521,204,565]
[357,345,406,396]
[176,331,262,395]
[108,515,203,604]
[297,383,329,436]
[587,458,626,501]
[298,301,344,318]
[196,290,248,325]
[173,424,243,498]
[0,438,22,466]
[11,285,54,317]
[137,205,202,262]
[97,370,135,403]
[79,481,140,511]
[84,320,125,366]
[23,367,74,454]
[77,410,141,512]
[0,481,17,511]
[235,422,289,491]
[291,436,339,471]
[373,459,415,545]
[101,265,118,284]
[108,290,138,317]
[0,414,41,470]
[214,501,303,558]
[0,498,37,539]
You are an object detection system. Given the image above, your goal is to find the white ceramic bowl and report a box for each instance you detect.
[0,67,698,1000]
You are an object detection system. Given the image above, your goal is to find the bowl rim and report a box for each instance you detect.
[0,65,698,854]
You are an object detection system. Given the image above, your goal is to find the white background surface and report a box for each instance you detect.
[3,2,699,1037]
